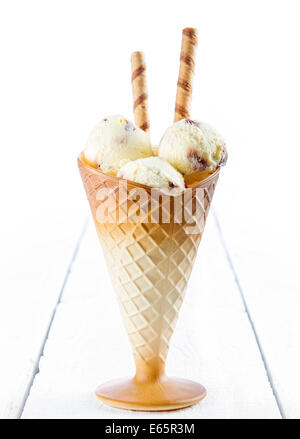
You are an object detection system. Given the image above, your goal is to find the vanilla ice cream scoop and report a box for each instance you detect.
[158,118,227,175]
[83,115,153,173]
[118,157,185,190]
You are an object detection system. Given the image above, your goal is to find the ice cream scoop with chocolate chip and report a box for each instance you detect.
[83,115,153,173]
[158,118,227,175]
[118,157,185,191]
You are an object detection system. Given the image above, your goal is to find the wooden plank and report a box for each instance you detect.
[0,208,86,418]
[22,217,280,418]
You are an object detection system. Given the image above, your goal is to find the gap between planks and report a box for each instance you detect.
[212,209,286,419]
[16,219,89,419]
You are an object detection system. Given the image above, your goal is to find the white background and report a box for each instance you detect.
[0,0,299,419]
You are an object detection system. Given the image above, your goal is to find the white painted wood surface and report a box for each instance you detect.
[0,208,86,419]
[21,217,281,419]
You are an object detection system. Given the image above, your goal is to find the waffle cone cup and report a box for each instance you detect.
[78,154,219,411]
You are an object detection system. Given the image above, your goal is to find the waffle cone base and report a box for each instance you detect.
[96,376,206,411]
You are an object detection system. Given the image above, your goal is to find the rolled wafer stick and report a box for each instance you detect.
[131,51,150,132]
[174,28,198,122]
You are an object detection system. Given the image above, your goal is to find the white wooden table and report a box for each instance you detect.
[1,162,299,419]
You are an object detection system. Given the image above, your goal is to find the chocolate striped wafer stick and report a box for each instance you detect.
[174,28,198,122]
[131,51,150,132]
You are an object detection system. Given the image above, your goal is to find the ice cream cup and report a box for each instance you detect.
[78,153,219,411]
